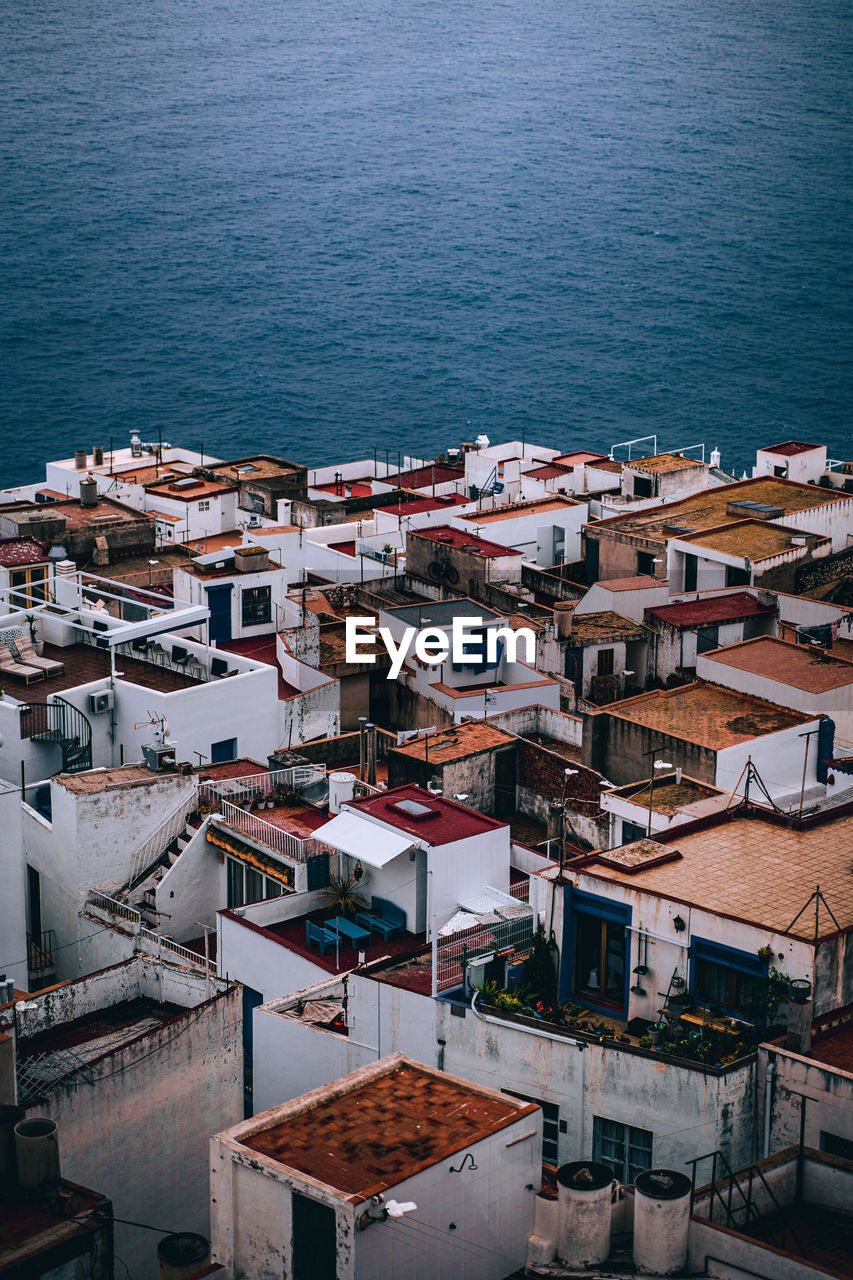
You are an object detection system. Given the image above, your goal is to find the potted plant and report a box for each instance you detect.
[25,614,44,655]
[649,1021,667,1046]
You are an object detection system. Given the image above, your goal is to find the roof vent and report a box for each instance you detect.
[725,500,785,520]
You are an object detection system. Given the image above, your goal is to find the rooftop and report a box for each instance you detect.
[465,495,581,522]
[412,525,523,558]
[554,451,609,466]
[382,598,503,627]
[144,476,236,502]
[54,764,186,795]
[0,536,48,567]
[391,722,514,764]
[808,1024,853,1072]
[628,452,707,474]
[593,575,662,592]
[348,784,507,846]
[220,635,301,699]
[222,905,423,976]
[761,440,823,457]
[590,477,846,540]
[647,591,776,628]
[0,1180,111,1268]
[207,455,304,481]
[1,495,153,531]
[13,642,203,704]
[18,995,186,1067]
[569,609,649,642]
[312,481,373,498]
[237,1057,538,1199]
[383,463,464,488]
[599,681,813,749]
[607,773,724,815]
[375,493,472,516]
[679,519,827,562]
[577,807,853,940]
[525,463,573,480]
[702,635,853,694]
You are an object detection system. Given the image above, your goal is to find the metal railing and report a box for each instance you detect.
[353,779,383,798]
[217,801,327,863]
[508,879,530,902]
[19,696,93,773]
[434,889,534,994]
[86,891,208,970]
[126,792,200,890]
[26,929,56,974]
[197,765,326,810]
[686,1149,807,1258]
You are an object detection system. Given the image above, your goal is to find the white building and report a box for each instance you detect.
[210,1053,542,1280]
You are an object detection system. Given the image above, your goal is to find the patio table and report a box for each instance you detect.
[326,916,371,948]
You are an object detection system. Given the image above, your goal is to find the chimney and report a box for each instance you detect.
[93,445,104,466]
[14,1118,61,1197]
[547,802,564,845]
[74,449,88,470]
[365,722,377,787]
[554,602,574,640]
[786,981,813,1055]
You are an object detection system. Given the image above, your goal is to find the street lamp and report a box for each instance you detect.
[647,759,672,836]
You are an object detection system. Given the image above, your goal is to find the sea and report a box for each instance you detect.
[1,0,851,488]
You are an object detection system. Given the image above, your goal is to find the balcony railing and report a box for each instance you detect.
[27,929,56,975]
[217,801,327,863]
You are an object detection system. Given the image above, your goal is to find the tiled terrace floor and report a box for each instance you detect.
[255,907,426,976]
[12,643,202,702]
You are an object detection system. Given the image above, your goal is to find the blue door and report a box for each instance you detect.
[206,584,232,643]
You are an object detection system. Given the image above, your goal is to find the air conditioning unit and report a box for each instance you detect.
[88,690,114,715]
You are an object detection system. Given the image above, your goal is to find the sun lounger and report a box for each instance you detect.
[11,637,65,677]
[0,642,45,684]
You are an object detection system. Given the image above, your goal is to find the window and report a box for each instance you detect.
[575,914,627,1008]
[621,820,646,843]
[820,1131,853,1161]
[10,566,48,607]
[691,937,766,1018]
[211,737,238,763]
[504,1089,560,1165]
[683,553,698,593]
[696,624,720,655]
[198,499,211,511]
[633,475,654,499]
[242,585,271,627]
[636,551,655,576]
[597,648,614,677]
[227,858,290,908]
[593,1116,653,1184]
[726,563,751,587]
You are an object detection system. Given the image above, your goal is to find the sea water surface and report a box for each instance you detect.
[1,0,851,485]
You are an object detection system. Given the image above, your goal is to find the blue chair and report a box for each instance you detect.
[365,898,407,940]
[306,921,334,955]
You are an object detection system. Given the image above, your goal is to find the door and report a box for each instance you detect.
[205,584,233,643]
[27,865,41,938]
[242,984,263,1117]
[292,1193,337,1280]
[494,747,517,818]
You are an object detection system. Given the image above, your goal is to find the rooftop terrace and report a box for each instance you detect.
[702,635,853,694]
[601,681,812,749]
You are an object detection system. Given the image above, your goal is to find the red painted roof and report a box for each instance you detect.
[413,525,522,558]
[314,481,373,498]
[0,537,49,567]
[384,464,464,488]
[761,440,822,457]
[526,463,573,480]
[348,784,506,846]
[647,592,776,628]
[375,493,471,516]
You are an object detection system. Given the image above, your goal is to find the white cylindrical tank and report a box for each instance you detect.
[328,771,357,814]
[556,1160,614,1267]
[157,1233,210,1279]
[14,1117,61,1195]
[633,1167,692,1274]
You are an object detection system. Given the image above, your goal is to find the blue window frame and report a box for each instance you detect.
[691,937,767,1018]
[561,886,631,1015]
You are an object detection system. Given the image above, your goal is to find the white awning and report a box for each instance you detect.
[314,811,415,870]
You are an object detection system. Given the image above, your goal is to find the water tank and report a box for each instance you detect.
[74,449,88,470]
[157,1232,210,1280]
[328,771,357,814]
[79,475,98,508]
[0,1105,25,1189]
[555,1160,613,1267]
[14,1117,61,1195]
[633,1168,692,1275]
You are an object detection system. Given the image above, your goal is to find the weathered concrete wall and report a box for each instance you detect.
[759,1043,853,1154]
[582,709,717,786]
[21,960,242,1280]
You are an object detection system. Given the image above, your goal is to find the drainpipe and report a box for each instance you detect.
[763,1055,776,1158]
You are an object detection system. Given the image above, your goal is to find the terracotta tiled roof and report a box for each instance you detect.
[602,681,812,749]
[391,722,513,764]
[702,636,853,694]
[239,1060,538,1198]
[647,592,775,628]
[578,810,853,939]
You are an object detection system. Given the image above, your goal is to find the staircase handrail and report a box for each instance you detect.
[126,790,200,890]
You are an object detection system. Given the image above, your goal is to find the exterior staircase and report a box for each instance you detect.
[20,696,93,773]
